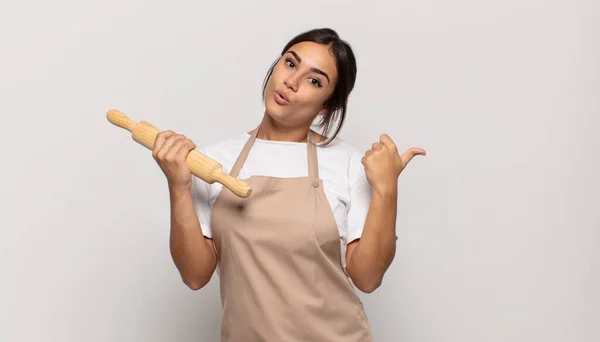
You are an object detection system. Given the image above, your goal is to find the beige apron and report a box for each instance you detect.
[210,126,374,341]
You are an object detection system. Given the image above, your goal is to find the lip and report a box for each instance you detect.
[274,90,290,105]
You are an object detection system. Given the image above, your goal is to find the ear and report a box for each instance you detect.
[317,107,329,116]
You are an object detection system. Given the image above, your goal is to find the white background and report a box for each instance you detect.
[1,0,598,341]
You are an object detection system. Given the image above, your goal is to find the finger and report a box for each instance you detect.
[379,134,396,149]
[153,130,175,157]
[400,147,426,165]
[372,142,384,151]
[157,134,184,161]
[165,136,187,162]
[175,139,196,163]
[365,149,374,156]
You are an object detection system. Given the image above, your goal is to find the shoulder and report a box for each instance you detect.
[318,136,366,186]
[318,135,364,158]
[198,132,248,156]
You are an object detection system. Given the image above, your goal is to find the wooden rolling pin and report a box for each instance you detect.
[106,109,252,198]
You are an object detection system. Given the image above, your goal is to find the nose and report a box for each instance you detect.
[283,74,299,92]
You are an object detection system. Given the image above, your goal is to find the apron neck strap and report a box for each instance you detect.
[229,125,319,180]
[306,130,319,180]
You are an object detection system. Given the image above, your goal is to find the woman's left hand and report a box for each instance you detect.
[361,134,426,196]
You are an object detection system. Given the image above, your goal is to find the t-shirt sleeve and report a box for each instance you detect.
[190,147,213,238]
[345,152,372,244]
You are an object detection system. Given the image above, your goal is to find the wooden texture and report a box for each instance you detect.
[106,109,252,198]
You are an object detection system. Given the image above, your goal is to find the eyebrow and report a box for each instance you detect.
[288,50,331,84]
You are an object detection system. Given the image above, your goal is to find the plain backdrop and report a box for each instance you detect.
[1,0,598,341]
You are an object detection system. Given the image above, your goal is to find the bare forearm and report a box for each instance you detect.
[347,187,398,292]
[169,188,217,290]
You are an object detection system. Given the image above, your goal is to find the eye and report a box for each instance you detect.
[310,78,323,88]
[285,58,296,69]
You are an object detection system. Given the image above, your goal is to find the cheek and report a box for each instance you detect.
[264,71,282,97]
[270,64,286,83]
[297,90,328,108]
[291,95,327,119]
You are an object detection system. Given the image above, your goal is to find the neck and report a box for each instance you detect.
[256,112,313,143]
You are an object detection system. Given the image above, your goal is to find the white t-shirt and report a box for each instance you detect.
[190,132,372,269]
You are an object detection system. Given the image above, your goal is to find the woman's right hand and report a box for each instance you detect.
[152,130,197,192]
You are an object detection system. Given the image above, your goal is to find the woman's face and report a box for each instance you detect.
[264,41,338,128]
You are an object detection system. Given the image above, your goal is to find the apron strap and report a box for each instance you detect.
[307,130,319,181]
[230,126,260,178]
[230,125,319,180]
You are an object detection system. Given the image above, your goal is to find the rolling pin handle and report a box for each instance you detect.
[107,109,136,132]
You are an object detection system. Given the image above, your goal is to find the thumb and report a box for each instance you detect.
[400,147,426,166]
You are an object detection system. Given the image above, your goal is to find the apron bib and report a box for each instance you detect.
[210,126,373,341]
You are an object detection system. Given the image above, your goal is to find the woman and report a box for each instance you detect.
[152,28,425,341]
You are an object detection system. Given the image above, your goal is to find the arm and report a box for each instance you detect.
[169,187,218,290]
[346,187,397,293]
[346,134,425,293]
[152,129,218,290]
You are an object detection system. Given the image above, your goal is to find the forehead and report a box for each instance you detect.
[286,41,338,81]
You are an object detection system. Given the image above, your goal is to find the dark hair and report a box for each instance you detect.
[262,28,357,144]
